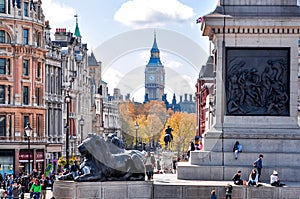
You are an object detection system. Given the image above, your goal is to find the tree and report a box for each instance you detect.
[119,101,168,149]
[160,112,196,156]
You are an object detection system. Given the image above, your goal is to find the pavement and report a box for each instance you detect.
[23,173,300,199]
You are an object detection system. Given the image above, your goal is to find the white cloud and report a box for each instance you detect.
[102,67,125,89]
[166,60,183,69]
[114,0,195,28]
[42,0,75,29]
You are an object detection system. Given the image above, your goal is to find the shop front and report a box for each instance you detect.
[19,150,33,174]
[36,150,45,173]
[0,150,14,176]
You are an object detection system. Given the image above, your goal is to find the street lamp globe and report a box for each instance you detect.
[135,122,139,130]
[65,94,71,103]
[24,122,33,137]
[79,117,84,126]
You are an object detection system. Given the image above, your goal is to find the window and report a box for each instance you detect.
[0,0,5,13]
[23,59,29,76]
[37,62,41,78]
[23,2,28,16]
[7,59,10,75]
[23,86,29,105]
[0,115,6,136]
[13,0,21,8]
[37,32,41,46]
[8,85,10,104]
[23,29,28,45]
[0,30,5,43]
[0,58,9,75]
[24,115,29,128]
[0,58,6,74]
[36,114,42,137]
[0,85,5,104]
[36,87,41,106]
[0,30,11,44]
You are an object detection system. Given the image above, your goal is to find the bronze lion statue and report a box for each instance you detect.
[59,134,145,182]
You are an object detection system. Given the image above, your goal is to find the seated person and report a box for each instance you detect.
[270,170,285,187]
[248,169,258,186]
[233,141,242,160]
[232,170,243,185]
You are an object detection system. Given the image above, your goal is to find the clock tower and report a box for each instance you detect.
[145,33,165,101]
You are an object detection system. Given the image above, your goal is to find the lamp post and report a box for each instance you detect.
[79,116,84,143]
[65,93,71,169]
[24,122,32,174]
[135,121,139,150]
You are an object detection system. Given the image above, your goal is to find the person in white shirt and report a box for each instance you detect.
[270,170,285,186]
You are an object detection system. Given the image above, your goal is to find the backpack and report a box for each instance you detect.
[253,161,257,168]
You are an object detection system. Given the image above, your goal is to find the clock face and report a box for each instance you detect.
[148,74,155,82]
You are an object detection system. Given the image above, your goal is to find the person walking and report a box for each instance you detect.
[40,175,48,199]
[29,178,42,199]
[225,183,233,199]
[254,154,263,182]
[144,151,156,180]
[11,183,22,199]
[210,189,217,199]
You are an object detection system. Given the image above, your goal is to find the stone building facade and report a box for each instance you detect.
[44,21,63,172]
[0,0,46,176]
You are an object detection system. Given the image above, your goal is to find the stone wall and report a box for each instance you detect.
[53,180,300,199]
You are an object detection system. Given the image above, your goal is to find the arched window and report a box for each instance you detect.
[0,30,11,44]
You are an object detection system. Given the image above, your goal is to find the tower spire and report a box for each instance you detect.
[74,14,81,37]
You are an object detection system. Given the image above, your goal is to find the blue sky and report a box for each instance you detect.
[42,0,219,102]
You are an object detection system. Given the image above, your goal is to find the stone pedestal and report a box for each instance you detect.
[178,0,300,182]
[53,180,153,199]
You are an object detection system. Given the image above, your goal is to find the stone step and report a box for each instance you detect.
[177,162,300,182]
[190,151,300,167]
[202,137,300,153]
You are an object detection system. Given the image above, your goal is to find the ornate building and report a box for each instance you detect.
[195,56,215,136]
[0,0,46,176]
[144,33,165,101]
[52,16,92,161]
[88,52,103,135]
[44,21,63,172]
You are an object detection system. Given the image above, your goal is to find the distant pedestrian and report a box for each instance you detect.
[144,151,156,180]
[40,175,48,199]
[225,183,233,199]
[210,189,217,199]
[232,141,242,160]
[30,178,42,199]
[11,183,22,199]
[253,154,263,182]
[172,157,178,174]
